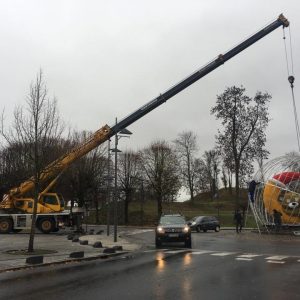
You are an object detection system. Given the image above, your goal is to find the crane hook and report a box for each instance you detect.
[288,75,295,88]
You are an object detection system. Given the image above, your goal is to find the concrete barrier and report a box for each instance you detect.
[72,237,79,242]
[69,251,84,258]
[113,245,123,251]
[103,248,116,254]
[26,256,44,265]
[93,241,103,248]
[67,233,75,240]
[79,240,88,245]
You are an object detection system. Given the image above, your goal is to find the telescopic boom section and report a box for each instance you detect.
[111,14,288,134]
[2,14,288,201]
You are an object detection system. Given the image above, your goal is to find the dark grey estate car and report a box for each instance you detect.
[155,214,192,248]
[188,216,220,232]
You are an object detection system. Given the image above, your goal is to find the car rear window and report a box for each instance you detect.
[160,216,185,225]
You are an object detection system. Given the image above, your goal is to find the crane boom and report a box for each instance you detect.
[1,14,289,209]
[111,14,289,134]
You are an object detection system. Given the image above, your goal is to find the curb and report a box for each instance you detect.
[0,251,128,274]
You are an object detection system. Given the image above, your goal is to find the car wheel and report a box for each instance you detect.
[155,238,161,248]
[215,226,220,232]
[196,226,201,233]
[0,218,13,234]
[39,218,54,234]
[203,229,207,233]
[185,239,192,248]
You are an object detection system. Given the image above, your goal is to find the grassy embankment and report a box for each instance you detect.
[89,188,257,227]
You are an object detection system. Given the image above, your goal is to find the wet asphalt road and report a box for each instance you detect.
[130,229,300,256]
[0,229,299,300]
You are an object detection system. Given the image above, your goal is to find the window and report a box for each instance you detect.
[160,215,185,225]
[43,195,58,205]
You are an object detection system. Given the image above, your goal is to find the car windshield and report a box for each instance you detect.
[160,216,185,225]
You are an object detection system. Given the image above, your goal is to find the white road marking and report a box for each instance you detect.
[191,250,213,255]
[267,260,285,264]
[210,252,235,256]
[149,248,299,264]
[237,254,261,258]
[265,255,288,260]
[164,250,187,254]
[235,258,252,261]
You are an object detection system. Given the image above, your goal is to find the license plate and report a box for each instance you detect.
[168,233,179,237]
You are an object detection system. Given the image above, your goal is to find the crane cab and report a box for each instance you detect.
[13,193,65,214]
[40,193,65,212]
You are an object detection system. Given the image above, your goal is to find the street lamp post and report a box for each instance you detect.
[140,179,144,226]
[106,139,111,236]
[111,118,132,243]
[113,129,120,242]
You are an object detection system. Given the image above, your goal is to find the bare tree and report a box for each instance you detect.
[193,158,210,194]
[140,140,181,217]
[118,151,141,224]
[67,130,107,222]
[0,142,31,195]
[211,86,270,205]
[174,131,198,203]
[1,70,64,252]
[203,149,220,199]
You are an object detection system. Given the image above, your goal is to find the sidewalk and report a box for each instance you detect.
[0,228,141,273]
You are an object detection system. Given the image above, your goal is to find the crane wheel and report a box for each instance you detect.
[39,218,54,234]
[0,218,13,234]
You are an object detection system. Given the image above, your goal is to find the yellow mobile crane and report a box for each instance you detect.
[0,125,111,233]
[0,14,289,233]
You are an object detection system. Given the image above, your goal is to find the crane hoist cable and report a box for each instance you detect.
[283,26,300,151]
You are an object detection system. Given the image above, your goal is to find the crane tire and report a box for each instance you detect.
[0,218,13,234]
[39,218,54,234]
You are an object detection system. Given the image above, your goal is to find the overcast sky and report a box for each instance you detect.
[1,0,300,161]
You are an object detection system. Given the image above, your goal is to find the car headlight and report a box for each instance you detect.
[191,221,196,225]
[183,226,190,233]
[157,226,165,233]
